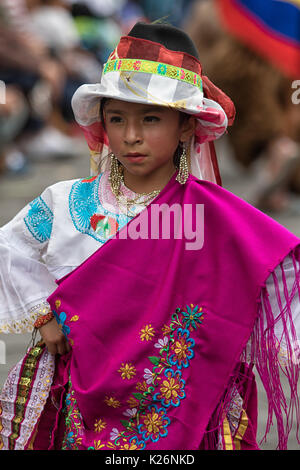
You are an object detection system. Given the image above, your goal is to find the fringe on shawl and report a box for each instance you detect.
[202,250,300,450]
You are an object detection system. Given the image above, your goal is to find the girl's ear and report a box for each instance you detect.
[179,116,196,143]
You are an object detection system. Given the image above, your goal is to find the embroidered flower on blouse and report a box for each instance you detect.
[90,214,118,237]
[23,196,53,243]
[118,363,136,380]
[94,418,107,433]
[139,324,155,341]
[104,396,121,408]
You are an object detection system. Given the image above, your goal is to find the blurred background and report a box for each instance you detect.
[0,0,299,450]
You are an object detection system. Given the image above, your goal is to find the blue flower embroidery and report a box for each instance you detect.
[53,310,70,338]
[137,404,170,443]
[24,196,53,243]
[65,431,75,448]
[69,174,130,243]
[182,304,204,331]
[153,368,186,408]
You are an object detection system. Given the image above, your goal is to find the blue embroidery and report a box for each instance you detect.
[137,404,171,443]
[69,174,131,243]
[24,196,53,243]
[169,328,195,369]
[53,310,70,338]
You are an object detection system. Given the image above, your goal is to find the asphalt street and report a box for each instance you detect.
[0,136,299,450]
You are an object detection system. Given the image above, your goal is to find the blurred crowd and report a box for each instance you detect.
[0,0,196,176]
[1,0,300,213]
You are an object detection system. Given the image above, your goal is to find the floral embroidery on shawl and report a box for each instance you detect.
[62,378,84,450]
[106,304,204,450]
[23,196,53,243]
[61,304,204,450]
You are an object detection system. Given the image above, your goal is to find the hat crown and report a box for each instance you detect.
[128,22,200,60]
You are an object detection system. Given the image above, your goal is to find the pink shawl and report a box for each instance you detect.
[47,172,300,450]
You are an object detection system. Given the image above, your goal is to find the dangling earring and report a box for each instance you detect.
[109,153,123,197]
[176,142,189,185]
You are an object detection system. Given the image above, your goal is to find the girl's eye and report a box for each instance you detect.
[144,115,160,123]
[109,116,123,123]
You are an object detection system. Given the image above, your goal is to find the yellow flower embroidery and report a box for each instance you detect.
[106,441,117,449]
[118,363,136,380]
[127,396,139,409]
[172,338,188,362]
[160,378,180,401]
[104,396,121,408]
[120,441,139,450]
[94,418,106,433]
[136,381,148,392]
[55,300,61,308]
[140,324,155,341]
[70,315,79,322]
[161,324,172,336]
[143,410,164,435]
[93,439,105,450]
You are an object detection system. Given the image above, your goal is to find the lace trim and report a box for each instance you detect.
[0,301,51,334]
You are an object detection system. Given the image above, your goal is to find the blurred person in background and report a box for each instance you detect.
[185,0,300,213]
[138,0,196,27]
[0,85,29,174]
[0,0,90,175]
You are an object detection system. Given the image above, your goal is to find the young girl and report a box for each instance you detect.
[0,22,299,451]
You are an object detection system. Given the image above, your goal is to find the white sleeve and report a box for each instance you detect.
[0,187,58,334]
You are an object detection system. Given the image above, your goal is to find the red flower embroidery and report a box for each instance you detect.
[90,214,106,231]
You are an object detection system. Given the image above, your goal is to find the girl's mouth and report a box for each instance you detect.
[124,153,147,163]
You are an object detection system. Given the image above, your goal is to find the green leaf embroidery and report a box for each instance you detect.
[148,356,160,365]
[120,420,131,429]
[132,392,144,400]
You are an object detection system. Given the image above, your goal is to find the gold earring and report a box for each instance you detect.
[108,153,123,197]
[176,143,189,185]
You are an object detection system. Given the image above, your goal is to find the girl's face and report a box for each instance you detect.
[103,99,195,183]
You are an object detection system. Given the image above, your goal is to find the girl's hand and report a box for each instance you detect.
[39,318,71,355]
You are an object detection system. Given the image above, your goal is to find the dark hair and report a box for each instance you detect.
[100,98,188,168]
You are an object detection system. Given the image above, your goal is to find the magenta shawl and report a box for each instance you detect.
[47,173,300,450]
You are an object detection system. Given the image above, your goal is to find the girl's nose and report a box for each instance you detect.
[124,121,142,145]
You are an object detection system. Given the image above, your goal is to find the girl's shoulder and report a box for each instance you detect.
[39,173,104,203]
